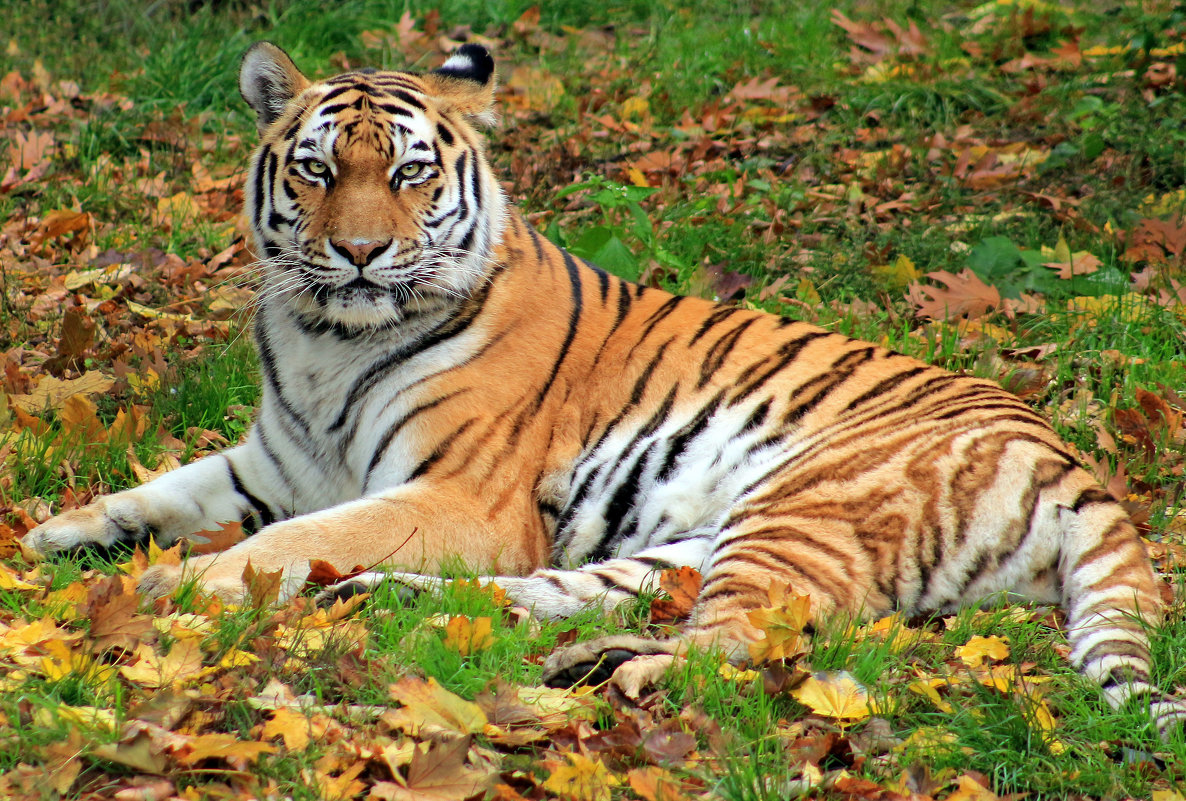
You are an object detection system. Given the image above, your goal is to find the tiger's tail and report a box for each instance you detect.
[1056,487,1186,738]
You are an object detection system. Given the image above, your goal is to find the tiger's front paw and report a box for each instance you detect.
[23,496,151,556]
[139,550,310,605]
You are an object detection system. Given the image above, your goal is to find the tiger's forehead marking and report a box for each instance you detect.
[286,73,440,164]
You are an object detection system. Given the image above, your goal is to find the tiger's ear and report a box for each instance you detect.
[240,42,310,133]
[423,44,498,127]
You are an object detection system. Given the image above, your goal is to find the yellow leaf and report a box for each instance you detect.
[385,676,488,738]
[621,96,649,119]
[907,676,954,714]
[9,371,115,413]
[0,562,38,591]
[626,167,650,187]
[746,587,811,663]
[790,671,871,721]
[119,639,204,689]
[173,732,276,766]
[944,774,1002,801]
[443,615,495,656]
[262,707,312,751]
[956,635,1010,668]
[542,753,620,801]
[718,663,760,682]
[871,254,922,290]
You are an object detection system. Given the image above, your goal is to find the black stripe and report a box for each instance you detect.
[254,315,312,438]
[698,317,758,389]
[392,89,426,110]
[363,391,468,488]
[328,282,493,431]
[408,419,476,480]
[843,366,928,412]
[689,306,742,346]
[656,391,725,481]
[729,331,831,406]
[534,247,583,407]
[225,456,276,530]
[437,122,455,145]
[1072,487,1116,512]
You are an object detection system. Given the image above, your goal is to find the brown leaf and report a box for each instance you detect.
[9,370,115,413]
[371,737,492,801]
[649,566,702,624]
[242,560,284,607]
[85,574,156,652]
[907,270,1001,321]
[182,520,246,555]
[627,767,694,801]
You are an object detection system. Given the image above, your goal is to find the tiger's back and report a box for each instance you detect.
[24,41,1183,736]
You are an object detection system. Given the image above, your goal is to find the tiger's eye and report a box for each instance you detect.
[398,162,425,180]
[302,159,329,177]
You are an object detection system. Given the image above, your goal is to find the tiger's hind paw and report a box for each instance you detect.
[314,570,424,608]
[542,634,681,698]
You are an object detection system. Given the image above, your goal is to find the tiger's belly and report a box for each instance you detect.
[547,399,791,567]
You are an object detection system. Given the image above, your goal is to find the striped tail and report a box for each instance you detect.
[1059,488,1186,738]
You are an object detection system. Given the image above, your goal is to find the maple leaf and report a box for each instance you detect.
[372,737,492,801]
[385,676,488,738]
[907,269,1002,321]
[955,634,1011,668]
[649,566,702,624]
[118,639,204,688]
[443,615,495,656]
[181,520,246,555]
[241,559,284,607]
[746,585,812,663]
[790,671,872,722]
[262,707,313,751]
[542,752,621,801]
[172,731,277,766]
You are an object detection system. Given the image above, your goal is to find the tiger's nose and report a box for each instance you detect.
[330,238,392,266]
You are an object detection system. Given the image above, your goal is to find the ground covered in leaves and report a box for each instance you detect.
[2,0,1186,799]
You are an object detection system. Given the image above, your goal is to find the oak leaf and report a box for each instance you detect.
[907,269,1001,321]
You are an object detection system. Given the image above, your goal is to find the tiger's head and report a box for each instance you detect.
[239,42,505,332]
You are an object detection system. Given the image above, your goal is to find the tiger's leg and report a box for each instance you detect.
[542,521,868,691]
[23,442,284,555]
[319,536,715,618]
[137,483,547,604]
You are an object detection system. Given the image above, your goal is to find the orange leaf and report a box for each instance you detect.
[649,566,702,624]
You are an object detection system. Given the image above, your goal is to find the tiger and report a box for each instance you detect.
[23,41,1186,735]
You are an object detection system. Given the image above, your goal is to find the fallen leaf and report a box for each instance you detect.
[118,639,204,689]
[443,615,495,656]
[542,752,621,801]
[649,566,702,624]
[790,671,872,721]
[372,737,493,801]
[955,635,1010,668]
[385,676,488,738]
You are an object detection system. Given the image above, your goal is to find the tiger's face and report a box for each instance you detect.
[240,44,504,332]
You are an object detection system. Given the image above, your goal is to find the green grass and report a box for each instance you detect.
[3,0,1186,798]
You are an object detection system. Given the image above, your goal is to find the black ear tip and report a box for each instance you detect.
[437,43,495,85]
